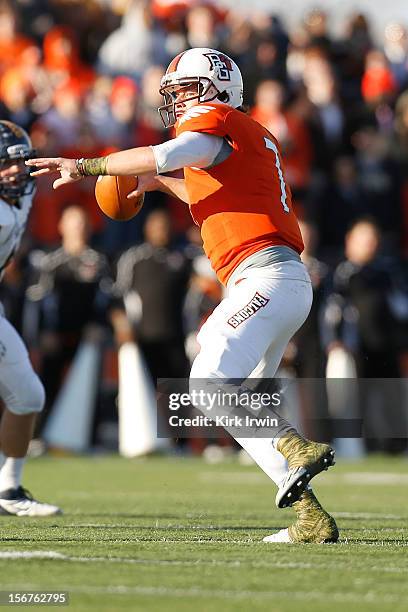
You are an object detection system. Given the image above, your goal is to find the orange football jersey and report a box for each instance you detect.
[175,103,304,285]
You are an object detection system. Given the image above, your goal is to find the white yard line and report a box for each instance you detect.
[335,512,407,520]
[343,473,408,485]
[199,472,268,484]
[0,552,66,560]
[199,470,408,486]
[0,551,407,573]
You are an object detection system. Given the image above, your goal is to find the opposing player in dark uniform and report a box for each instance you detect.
[0,121,60,516]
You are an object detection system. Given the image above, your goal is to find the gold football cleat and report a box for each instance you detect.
[275,430,335,508]
[264,490,339,544]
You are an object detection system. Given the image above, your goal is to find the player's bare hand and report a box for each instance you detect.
[25,157,81,189]
[127,172,161,199]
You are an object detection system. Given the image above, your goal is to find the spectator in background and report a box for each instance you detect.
[343,13,373,64]
[85,75,116,144]
[302,51,345,160]
[0,67,37,130]
[309,156,368,262]
[383,22,408,90]
[38,80,87,151]
[0,4,54,129]
[151,0,191,22]
[42,25,95,91]
[0,0,34,76]
[10,0,55,43]
[321,218,407,452]
[45,0,114,66]
[303,9,332,56]
[390,90,408,253]
[222,12,252,67]
[243,33,288,106]
[28,74,105,246]
[338,13,373,107]
[97,0,168,80]
[285,22,312,86]
[113,209,191,381]
[361,49,397,113]
[92,76,139,149]
[1,44,54,120]
[27,206,112,432]
[321,218,405,377]
[351,121,402,244]
[185,4,222,50]
[390,89,408,173]
[138,65,168,143]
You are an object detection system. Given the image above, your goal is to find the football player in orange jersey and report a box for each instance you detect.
[27,48,338,543]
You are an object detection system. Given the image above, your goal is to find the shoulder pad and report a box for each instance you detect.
[176,104,228,137]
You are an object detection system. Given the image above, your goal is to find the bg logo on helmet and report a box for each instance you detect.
[204,53,233,81]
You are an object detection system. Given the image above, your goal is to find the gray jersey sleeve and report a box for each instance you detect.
[151,131,225,174]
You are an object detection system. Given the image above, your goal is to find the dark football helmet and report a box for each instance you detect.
[0,120,35,199]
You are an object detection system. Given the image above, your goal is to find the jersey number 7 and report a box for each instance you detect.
[264,137,290,214]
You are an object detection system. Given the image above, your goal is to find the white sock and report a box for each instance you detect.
[0,452,6,471]
[0,456,25,491]
[235,437,289,487]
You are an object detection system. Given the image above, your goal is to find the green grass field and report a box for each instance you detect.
[0,454,407,612]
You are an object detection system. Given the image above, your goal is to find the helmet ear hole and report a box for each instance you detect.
[217,91,230,103]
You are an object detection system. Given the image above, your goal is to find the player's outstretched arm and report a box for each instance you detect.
[26,147,157,189]
[26,150,190,202]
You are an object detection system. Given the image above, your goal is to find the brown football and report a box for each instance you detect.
[95,175,144,221]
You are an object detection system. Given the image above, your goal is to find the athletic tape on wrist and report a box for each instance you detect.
[75,157,109,176]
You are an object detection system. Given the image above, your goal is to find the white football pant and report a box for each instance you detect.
[0,314,45,415]
[190,261,313,487]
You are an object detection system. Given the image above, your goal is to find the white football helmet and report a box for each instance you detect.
[158,47,244,128]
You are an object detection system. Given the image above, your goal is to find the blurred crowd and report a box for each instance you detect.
[1,0,407,452]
